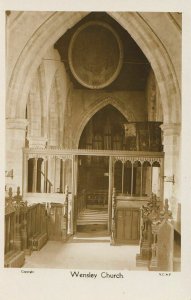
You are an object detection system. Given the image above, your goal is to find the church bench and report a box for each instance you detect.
[4,250,25,268]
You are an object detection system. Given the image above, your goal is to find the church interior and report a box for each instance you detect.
[5,11,181,271]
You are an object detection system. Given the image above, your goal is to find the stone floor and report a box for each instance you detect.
[24,231,148,271]
[23,230,181,271]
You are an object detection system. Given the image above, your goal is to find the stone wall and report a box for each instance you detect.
[64,88,147,148]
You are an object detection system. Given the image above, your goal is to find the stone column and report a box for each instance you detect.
[160,123,181,220]
[71,156,75,234]
[74,156,78,196]
[6,118,28,193]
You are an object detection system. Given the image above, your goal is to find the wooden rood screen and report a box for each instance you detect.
[23,148,164,194]
[23,148,164,232]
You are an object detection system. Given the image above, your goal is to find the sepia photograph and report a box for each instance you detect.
[4,10,182,273]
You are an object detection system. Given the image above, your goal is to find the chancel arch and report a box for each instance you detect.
[7,12,180,124]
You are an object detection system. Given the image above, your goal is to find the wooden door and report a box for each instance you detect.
[48,203,67,241]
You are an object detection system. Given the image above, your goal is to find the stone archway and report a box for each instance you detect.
[73,97,135,149]
[7,11,181,125]
[6,12,181,215]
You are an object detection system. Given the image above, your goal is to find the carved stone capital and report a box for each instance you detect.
[28,136,47,149]
[160,123,181,136]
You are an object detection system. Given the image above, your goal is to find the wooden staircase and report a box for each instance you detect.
[76,208,108,232]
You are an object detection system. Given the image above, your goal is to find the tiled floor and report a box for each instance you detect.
[24,231,148,271]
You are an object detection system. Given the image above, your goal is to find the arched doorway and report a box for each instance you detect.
[76,104,128,233]
[78,105,127,205]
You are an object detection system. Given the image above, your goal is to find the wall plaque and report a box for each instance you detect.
[68,21,123,89]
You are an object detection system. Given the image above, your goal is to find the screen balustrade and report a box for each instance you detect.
[114,159,161,199]
[23,148,163,199]
[23,122,163,197]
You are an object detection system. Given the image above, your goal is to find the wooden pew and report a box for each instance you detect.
[4,187,49,268]
[4,187,25,268]
[27,203,48,251]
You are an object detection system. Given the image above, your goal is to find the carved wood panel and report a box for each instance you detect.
[116,208,140,244]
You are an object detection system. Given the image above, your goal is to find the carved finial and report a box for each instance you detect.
[152,193,157,205]
[7,187,13,208]
[17,186,20,196]
[160,198,172,221]
[164,198,169,210]
[8,187,13,198]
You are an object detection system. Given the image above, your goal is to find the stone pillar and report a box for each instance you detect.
[71,156,75,234]
[6,118,28,193]
[160,123,181,220]
[74,156,78,196]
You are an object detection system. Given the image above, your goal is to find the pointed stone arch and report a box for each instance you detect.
[7,11,181,125]
[73,97,136,148]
